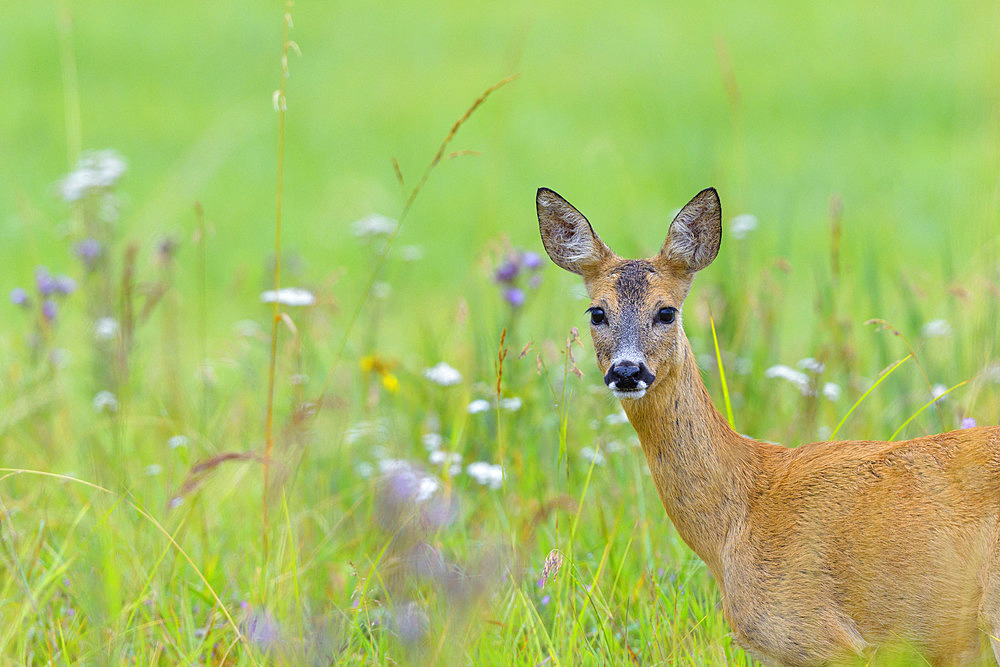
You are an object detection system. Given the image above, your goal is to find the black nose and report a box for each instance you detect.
[605,362,654,390]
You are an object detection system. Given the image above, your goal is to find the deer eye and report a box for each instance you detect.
[588,307,606,326]
[657,307,677,324]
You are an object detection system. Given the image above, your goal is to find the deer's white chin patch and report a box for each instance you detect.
[612,388,646,400]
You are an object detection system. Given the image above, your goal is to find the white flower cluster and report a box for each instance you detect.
[351,214,398,238]
[260,287,316,307]
[466,397,523,413]
[766,358,841,402]
[424,362,462,386]
[921,319,952,338]
[59,150,127,202]
[729,214,758,240]
[466,461,504,489]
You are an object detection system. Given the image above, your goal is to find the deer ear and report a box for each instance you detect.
[659,187,722,273]
[537,188,614,276]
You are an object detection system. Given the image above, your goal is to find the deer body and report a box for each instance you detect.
[537,186,1000,665]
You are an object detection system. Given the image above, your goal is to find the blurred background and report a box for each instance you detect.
[1,0,998,662]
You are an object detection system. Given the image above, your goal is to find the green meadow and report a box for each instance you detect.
[1,0,998,663]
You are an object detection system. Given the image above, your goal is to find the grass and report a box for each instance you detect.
[1,0,999,663]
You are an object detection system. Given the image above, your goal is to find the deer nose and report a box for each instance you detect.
[605,362,654,391]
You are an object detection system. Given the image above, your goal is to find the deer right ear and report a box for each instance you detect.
[537,188,614,276]
[659,187,722,273]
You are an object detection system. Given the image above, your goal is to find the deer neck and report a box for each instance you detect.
[619,334,762,577]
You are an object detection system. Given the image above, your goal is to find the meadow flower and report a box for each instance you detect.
[765,364,814,396]
[351,214,397,238]
[260,287,316,306]
[424,362,462,386]
[92,390,119,413]
[500,396,522,411]
[245,608,280,649]
[504,287,526,308]
[961,417,977,429]
[168,435,188,449]
[399,244,424,261]
[822,382,842,401]
[35,267,57,296]
[54,275,77,295]
[58,149,127,202]
[522,251,542,270]
[580,446,606,465]
[421,432,443,451]
[144,464,162,476]
[356,462,374,478]
[921,319,952,337]
[466,461,504,489]
[797,357,825,374]
[9,287,29,307]
[494,260,520,283]
[931,384,948,399]
[467,399,491,414]
[75,238,102,270]
[41,300,58,322]
[605,410,629,425]
[729,214,759,240]
[94,317,119,341]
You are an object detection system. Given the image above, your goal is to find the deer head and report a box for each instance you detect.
[537,187,722,400]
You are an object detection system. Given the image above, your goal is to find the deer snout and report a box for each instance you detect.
[605,361,655,398]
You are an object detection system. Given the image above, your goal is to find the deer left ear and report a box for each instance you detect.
[659,187,722,273]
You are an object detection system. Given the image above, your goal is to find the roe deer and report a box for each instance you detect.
[537,186,1000,666]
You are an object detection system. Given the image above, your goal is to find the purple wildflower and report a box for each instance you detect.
[961,417,977,429]
[495,260,520,283]
[75,238,102,269]
[35,267,56,296]
[42,299,58,322]
[54,275,77,295]
[245,608,280,649]
[504,287,526,308]
[540,595,551,606]
[521,250,542,270]
[528,273,543,289]
[9,288,29,307]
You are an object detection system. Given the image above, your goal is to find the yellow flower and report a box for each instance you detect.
[360,355,377,373]
[382,373,399,393]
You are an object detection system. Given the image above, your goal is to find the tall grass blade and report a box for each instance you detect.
[829,353,912,440]
[709,311,735,428]
[889,380,968,441]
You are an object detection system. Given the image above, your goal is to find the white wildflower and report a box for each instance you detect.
[144,464,162,476]
[822,382,842,401]
[580,446,606,465]
[467,399,491,414]
[356,462,374,478]
[415,477,439,502]
[58,150,127,202]
[797,357,825,374]
[168,435,188,449]
[399,245,424,261]
[378,458,409,474]
[351,214,397,238]
[260,287,316,307]
[500,397,522,412]
[429,450,462,470]
[424,362,462,386]
[92,390,118,413]
[765,365,814,396]
[421,432,443,451]
[921,319,952,337]
[605,440,625,453]
[605,411,630,425]
[466,461,504,489]
[371,281,392,299]
[931,383,948,399]
[94,317,119,341]
[729,214,758,240]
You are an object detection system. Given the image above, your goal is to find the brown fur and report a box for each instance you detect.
[538,186,1000,666]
